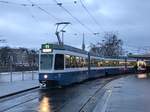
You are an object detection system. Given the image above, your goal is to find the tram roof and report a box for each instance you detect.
[42,43,88,54]
[41,43,136,60]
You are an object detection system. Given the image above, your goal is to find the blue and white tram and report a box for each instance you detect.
[39,43,90,86]
[39,43,136,87]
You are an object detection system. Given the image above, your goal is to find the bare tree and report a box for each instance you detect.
[90,32,124,57]
[0,47,12,66]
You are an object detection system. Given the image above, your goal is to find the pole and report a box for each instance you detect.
[32,70,34,80]
[32,61,34,80]
[61,30,66,45]
[82,33,85,51]
[10,56,13,83]
[21,56,24,81]
[22,71,24,81]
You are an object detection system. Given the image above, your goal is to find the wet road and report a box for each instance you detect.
[0,76,115,112]
[94,73,150,112]
[1,74,149,112]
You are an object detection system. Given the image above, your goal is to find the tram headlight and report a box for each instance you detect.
[44,74,48,79]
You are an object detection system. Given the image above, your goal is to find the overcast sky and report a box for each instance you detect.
[0,0,150,52]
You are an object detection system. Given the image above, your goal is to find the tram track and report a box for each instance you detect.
[54,76,122,112]
[1,97,38,112]
[77,75,128,112]
[0,89,39,112]
[78,78,114,112]
[0,75,126,112]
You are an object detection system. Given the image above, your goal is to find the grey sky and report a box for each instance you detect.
[0,0,150,52]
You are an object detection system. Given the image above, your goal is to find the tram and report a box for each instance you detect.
[39,43,137,87]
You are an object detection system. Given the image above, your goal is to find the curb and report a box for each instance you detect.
[0,86,40,99]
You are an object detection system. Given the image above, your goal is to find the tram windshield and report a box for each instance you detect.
[40,54,53,70]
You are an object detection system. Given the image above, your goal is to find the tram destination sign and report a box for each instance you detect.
[41,43,53,53]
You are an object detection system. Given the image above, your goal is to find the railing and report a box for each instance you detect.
[0,71,38,83]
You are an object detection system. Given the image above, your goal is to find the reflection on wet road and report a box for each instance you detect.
[39,96,51,112]
[137,73,150,79]
[0,77,113,112]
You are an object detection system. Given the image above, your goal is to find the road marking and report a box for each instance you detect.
[101,89,112,112]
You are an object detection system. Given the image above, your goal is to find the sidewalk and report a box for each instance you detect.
[0,71,38,83]
[0,80,39,99]
[94,74,150,112]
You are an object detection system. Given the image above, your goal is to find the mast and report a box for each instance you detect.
[82,33,85,51]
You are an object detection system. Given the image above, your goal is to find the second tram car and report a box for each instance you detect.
[39,43,137,87]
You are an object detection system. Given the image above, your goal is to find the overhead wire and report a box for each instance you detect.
[0,0,94,34]
[0,0,37,6]
[0,0,76,6]
[25,5,40,23]
[26,0,83,41]
[52,0,94,34]
[0,0,95,38]
[0,0,104,35]
[0,0,59,21]
[27,0,60,21]
[26,0,82,37]
[79,0,104,32]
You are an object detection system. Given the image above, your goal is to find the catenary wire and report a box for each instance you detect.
[79,0,104,32]
[52,0,94,34]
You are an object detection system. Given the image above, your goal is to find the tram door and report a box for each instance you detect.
[54,54,64,70]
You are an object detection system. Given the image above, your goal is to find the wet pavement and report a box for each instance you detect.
[0,80,39,98]
[0,74,150,112]
[94,73,150,112]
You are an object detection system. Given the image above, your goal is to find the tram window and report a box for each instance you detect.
[66,55,76,68]
[90,59,94,67]
[40,54,53,70]
[78,57,82,67]
[65,55,88,68]
[54,54,64,70]
[70,56,74,67]
[65,55,70,68]
[85,58,88,67]
[90,58,97,67]
[82,58,87,67]
[71,56,78,68]
[119,61,126,66]
[98,60,103,67]
[80,58,84,67]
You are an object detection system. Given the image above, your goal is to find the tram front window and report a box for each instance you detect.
[40,54,53,70]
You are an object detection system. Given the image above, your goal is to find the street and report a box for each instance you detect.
[0,76,114,112]
[0,74,150,112]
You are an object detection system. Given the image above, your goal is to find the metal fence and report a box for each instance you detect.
[0,71,38,83]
